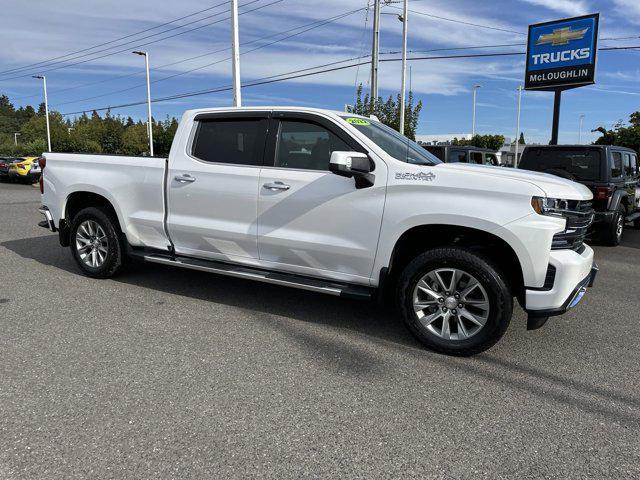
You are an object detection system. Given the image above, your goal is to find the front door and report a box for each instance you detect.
[256,114,386,284]
[166,112,269,263]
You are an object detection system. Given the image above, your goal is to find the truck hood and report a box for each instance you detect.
[437,163,593,200]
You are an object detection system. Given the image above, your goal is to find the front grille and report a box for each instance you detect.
[551,200,594,251]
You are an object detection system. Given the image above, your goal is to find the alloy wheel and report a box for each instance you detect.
[412,268,490,341]
[75,220,108,268]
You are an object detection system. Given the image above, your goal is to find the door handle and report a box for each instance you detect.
[175,174,196,183]
[263,181,290,191]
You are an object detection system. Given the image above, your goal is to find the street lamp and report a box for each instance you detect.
[398,0,409,136]
[514,85,523,167]
[14,132,20,146]
[132,51,154,156]
[32,75,51,152]
[578,114,585,144]
[472,84,481,137]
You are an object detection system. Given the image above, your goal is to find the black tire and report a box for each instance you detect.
[69,206,125,278]
[602,206,625,246]
[397,247,513,356]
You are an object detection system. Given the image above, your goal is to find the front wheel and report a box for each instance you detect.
[397,247,513,356]
[69,207,125,278]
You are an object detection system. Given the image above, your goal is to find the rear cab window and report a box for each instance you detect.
[191,117,268,166]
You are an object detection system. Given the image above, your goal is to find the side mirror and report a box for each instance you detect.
[329,151,375,188]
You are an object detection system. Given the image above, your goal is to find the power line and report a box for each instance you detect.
[385,5,525,35]
[0,0,278,82]
[59,45,640,116]
[50,5,369,108]
[0,1,232,76]
[13,3,369,104]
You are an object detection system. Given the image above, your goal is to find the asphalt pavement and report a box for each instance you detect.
[1,181,639,479]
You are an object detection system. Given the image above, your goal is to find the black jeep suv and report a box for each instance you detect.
[519,145,640,246]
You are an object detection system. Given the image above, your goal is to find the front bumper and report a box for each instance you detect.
[525,244,596,317]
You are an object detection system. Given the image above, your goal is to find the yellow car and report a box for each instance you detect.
[8,157,41,184]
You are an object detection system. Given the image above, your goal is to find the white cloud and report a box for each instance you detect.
[520,0,590,17]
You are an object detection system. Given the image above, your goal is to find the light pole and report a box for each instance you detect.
[132,51,154,156]
[578,114,585,144]
[472,84,481,137]
[231,0,242,107]
[514,85,523,167]
[370,0,381,107]
[32,75,51,152]
[14,133,20,146]
[398,0,409,136]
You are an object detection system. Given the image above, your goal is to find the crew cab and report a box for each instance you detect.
[519,145,640,245]
[38,107,598,356]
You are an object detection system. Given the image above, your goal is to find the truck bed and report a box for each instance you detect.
[42,152,170,251]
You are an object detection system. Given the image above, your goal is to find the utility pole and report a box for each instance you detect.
[514,85,523,167]
[472,84,481,137]
[14,133,20,146]
[32,75,51,152]
[133,51,154,156]
[578,114,585,144]
[399,0,408,136]
[370,0,381,108]
[231,0,242,107]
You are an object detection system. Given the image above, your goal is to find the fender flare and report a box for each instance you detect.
[609,189,628,212]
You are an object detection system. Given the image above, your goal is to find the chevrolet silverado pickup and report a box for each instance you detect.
[38,107,598,355]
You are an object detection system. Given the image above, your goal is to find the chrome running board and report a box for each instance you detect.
[143,254,372,300]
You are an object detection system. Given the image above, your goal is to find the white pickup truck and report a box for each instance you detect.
[38,107,597,355]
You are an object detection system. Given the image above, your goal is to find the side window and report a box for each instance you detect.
[634,155,639,177]
[448,149,467,162]
[623,153,633,177]
[191,118,267,166]
[274,120,351,171]
[485,153,498,166]
[470,151,483,164]
[611,151,623,178]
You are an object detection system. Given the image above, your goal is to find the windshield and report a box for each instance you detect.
[340,116,441,165]
[520,148,601,181]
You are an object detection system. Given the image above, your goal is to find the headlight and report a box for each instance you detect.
[531,196,570,216]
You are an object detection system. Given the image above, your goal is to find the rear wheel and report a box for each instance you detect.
[69,207,125,278]
[397,247,512,356]
[602,206,625,246]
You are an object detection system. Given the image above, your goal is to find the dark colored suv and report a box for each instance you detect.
[519,145,640,245]
[421,145,500,166]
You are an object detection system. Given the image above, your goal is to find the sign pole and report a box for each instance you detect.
[550,90,562,145]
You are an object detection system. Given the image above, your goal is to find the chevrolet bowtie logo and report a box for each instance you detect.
[536,26,589,46]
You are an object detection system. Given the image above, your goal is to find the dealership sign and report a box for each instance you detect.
[525,14,599,90]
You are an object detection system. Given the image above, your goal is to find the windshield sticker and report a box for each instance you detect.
[345,117,370,126]
[395,172,436,181]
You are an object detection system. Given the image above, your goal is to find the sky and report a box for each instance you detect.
[1,0,639,144]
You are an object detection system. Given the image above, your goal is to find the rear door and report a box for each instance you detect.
[166,112,269,262]
[256,112,386,283]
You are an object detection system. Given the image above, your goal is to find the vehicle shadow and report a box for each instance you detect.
[3,233,639,426]
[0,233,420,350]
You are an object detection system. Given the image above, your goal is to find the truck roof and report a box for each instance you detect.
[183,106,367,121]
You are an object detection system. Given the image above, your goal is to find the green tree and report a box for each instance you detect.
[593,113,640,152]
[452,134,505,151]
[349,83,423,140]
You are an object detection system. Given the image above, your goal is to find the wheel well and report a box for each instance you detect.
[59,192,122,246]
[386,225,524,298]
